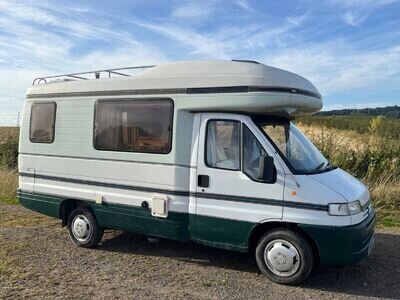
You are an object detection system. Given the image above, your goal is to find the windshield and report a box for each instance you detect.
[255,118,331,174]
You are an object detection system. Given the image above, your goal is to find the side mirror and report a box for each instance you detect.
[258,155,276,183]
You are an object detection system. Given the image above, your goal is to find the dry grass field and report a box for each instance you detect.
[0,127,19,204]
[297,116,400,227]
[0,127,19,142]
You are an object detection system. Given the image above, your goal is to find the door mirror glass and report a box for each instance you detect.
[258,155,276,183]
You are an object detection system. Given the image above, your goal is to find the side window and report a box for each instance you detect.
[206,120,240,170]
[94,99,173,154]
[30,102,56,143]
[243,125,267,180]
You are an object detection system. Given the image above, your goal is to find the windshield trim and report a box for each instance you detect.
[252,116,337,175]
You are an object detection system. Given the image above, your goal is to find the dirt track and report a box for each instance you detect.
[1,203,400,299]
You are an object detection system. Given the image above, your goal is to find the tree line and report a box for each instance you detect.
[316,105,400,119]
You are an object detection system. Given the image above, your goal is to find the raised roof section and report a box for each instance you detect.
[27,60,322,108]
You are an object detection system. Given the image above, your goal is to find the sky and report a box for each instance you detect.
[0,0,400,125]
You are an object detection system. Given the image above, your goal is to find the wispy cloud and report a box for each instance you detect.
[332,0,398,7]
[133,21,229,58]
[286,13,309,27]
[171,1,216,19]
[342,11,368,26]
[0,0,399,125]
[236,0,256,13]
[0,0,170,124]
[331,0,398,26]
[266,43,400,95]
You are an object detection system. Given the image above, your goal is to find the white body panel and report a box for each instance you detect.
[19,154,190,213]
[195,113,285,223]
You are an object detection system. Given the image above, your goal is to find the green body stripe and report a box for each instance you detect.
[17,191,251,251]
[93,202,190,242]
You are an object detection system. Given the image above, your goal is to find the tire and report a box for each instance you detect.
[255,228,314,285]
[67,207,104,248]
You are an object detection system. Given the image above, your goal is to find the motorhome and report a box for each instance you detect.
[18,60,375,285]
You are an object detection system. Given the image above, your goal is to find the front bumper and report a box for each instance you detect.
[300,209,376,266]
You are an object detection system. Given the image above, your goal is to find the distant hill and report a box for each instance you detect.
[317,105,400,119]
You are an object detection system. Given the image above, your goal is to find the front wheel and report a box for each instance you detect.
[255,229,314,285]
[67,208,104,248]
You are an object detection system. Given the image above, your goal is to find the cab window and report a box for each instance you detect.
[206,120,240,170]
[243,125,267,181]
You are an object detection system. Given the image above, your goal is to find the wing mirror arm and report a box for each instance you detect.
[258,155,277,183]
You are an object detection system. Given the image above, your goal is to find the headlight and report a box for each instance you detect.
[328,200,362,216]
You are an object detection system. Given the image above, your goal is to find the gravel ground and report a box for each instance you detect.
[1,203,400,300]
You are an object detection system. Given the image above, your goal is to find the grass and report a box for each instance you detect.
[297,116,400,214]
[0,168,18,205]
[0,126,19,142]
[0,127,19,204]
[0,209,58,228]
[305,129,399,210]
[298,115,400,139]
[376,210,400,227]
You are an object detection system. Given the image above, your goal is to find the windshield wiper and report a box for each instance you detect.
[314,162,326,171]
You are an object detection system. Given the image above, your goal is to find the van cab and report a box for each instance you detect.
[18,60,375,285]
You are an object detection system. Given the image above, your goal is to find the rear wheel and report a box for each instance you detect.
[255,229,314,285]
[67,208,104,248]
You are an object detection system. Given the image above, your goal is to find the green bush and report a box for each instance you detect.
[0,136,19,169]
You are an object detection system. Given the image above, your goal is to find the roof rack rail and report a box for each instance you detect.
[32,65,156,86]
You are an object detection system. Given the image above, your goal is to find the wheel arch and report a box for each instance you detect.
[248,221,320,265]
[59,199,94,227]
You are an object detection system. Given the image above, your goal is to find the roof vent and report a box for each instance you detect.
[232,59,260,64]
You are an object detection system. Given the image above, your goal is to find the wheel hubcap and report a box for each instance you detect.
[264,239,300,277]
[72,215,92,242]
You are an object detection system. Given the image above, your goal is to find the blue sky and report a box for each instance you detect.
[0,0,400,125]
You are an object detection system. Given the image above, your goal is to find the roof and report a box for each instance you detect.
[26,60,323,114]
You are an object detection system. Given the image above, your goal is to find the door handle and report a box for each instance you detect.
[198,175,210,188]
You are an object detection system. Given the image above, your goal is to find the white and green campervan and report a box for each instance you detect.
[18,60,375,285]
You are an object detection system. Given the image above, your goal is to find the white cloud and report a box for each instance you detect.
[0,0,399,124]
[265,43,400,95]
[342,11,367,26]
[333,0,397,7]
[133,21,230,58]
[286,13,309,27]
[236,0,255,13]
[171,1,216,19]
[0,1,171,125]
[331,0,398,26]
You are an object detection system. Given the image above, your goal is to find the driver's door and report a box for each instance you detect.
[193,113,285,250]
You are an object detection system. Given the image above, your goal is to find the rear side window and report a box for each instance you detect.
[30,102,56,143]
[94,99,173,154]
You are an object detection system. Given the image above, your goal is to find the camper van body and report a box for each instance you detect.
[18,60,375,285]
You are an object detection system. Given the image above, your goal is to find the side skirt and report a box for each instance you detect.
[17,190,255,252]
